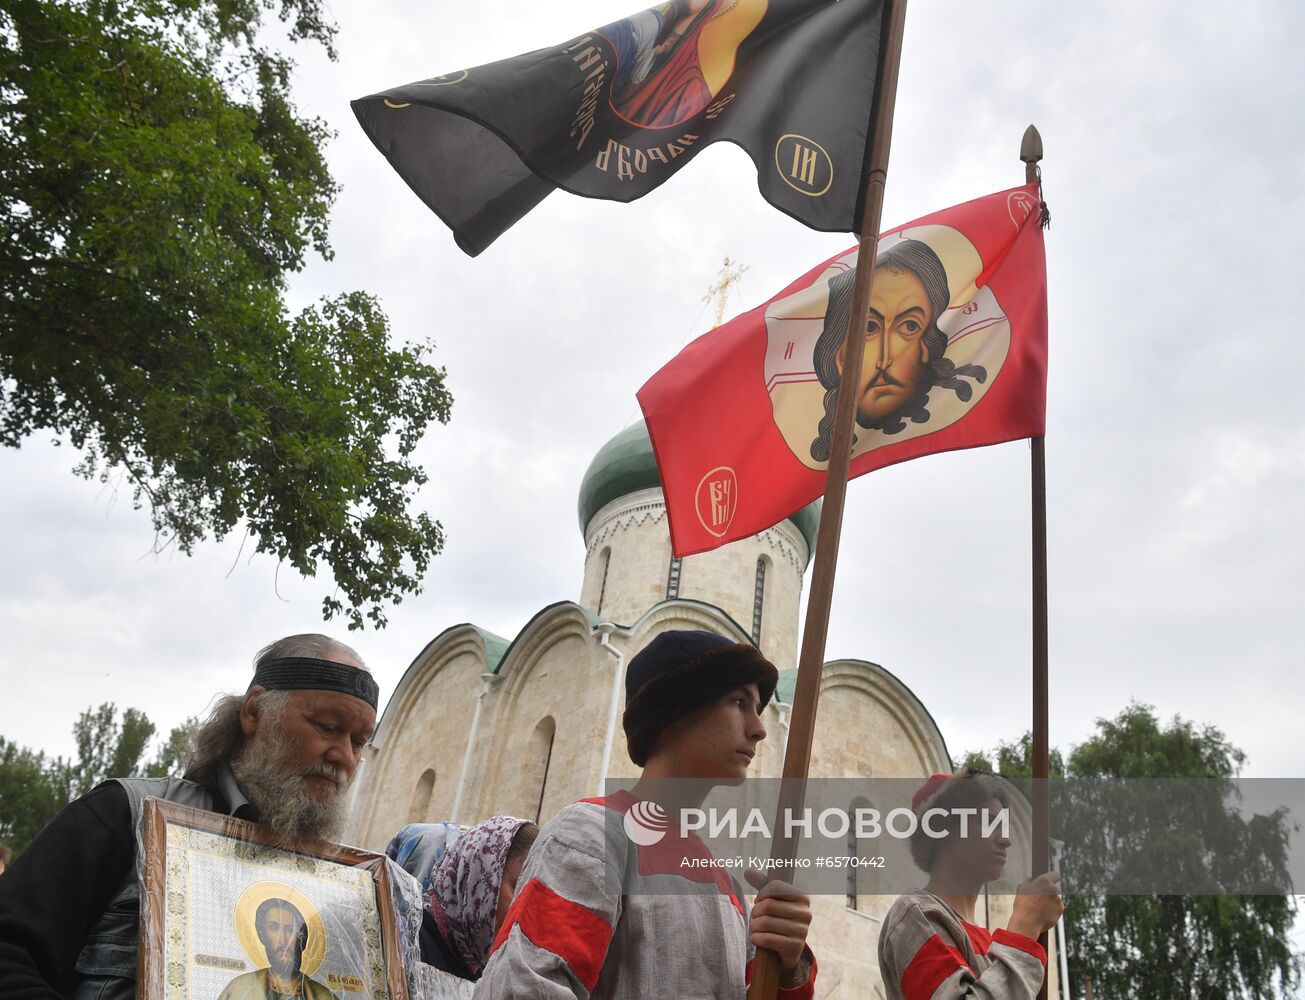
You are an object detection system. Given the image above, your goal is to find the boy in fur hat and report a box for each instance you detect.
[475,629,817,999]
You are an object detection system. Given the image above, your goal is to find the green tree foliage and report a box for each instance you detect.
[960,733,1063,779]
[68,703,156,798]
[146,715,201,779]
[0,737,69,855]
[0,704,199,854]
[965,705,1300,999]
[0,0,453,628]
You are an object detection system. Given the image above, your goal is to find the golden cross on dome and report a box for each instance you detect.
[702,257,749,329]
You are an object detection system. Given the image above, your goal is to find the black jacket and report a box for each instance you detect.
[419,909,476,981]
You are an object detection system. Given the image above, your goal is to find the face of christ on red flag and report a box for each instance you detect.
[637,185,1049,557]
[766,225,1007,470]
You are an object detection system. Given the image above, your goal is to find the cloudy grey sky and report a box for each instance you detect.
[3,0,1302,821]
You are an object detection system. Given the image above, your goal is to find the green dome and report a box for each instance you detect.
[577,421,821,563]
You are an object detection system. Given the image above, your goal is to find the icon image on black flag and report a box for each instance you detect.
[599,0,767,128]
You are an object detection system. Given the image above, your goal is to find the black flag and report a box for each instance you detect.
[354,0,889,256]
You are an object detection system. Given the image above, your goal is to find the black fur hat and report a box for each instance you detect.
[622,630,778,767]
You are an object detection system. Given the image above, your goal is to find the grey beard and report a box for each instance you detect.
[231,720,350,843]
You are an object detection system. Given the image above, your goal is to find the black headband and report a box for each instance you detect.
[251,657,379,710]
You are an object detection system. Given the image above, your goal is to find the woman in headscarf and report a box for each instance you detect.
[420,815,538,981]
[385,821,461,894]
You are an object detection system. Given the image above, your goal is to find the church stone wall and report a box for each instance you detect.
[671,521,806,671]
[581,489,673,626]
[473,620,612,825]
[807,661,950,781]
[582,487,808,670]
[350,633,486,852]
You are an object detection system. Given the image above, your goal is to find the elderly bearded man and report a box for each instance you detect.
[0,634,377,1000]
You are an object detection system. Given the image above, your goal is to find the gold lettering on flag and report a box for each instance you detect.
[595,135,700,180]
[791,144,818,187]
[774,134,833,197]
[695,467,739,538]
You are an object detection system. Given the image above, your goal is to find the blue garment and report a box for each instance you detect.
[384,822,461,894]
[598,7,670,93]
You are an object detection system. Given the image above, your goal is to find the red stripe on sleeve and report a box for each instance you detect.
[900,934,973,1000]
[992,928,1048,966]
[777,950,818,1000]
[489,877,614,993]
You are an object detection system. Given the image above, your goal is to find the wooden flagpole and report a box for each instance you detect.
[747,0,909,995]
[1021,123,1053,1000]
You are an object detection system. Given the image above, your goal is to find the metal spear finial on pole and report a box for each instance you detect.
[1022,125,1051,227]
[1021,123,1044,173]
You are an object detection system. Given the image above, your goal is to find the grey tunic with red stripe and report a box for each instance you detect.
[474,794,815,1000]
[877,889,1046,1000]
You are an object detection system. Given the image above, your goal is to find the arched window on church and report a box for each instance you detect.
[409,768,436,823]
[530,717,557,823]
[666,555,683,599]
[846,796,873,911]
[596,547,612,617]
[751,557,769,645]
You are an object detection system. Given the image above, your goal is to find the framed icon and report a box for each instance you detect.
[138,799,409,999]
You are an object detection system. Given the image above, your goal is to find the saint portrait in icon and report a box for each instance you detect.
[221,886,338,1000]
[763,226,1013,470]
[598,0,767,127]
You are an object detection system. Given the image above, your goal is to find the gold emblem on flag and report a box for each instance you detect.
[412,70,469,88]
[774,134,833,197]
[1007,190,1039,228]
[695,467,739,537]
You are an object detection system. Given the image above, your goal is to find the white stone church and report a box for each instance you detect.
[343,421,1060,999]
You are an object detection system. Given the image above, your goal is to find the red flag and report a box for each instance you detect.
[638,183,1048,557]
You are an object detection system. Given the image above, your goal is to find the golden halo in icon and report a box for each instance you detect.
[234,881,327,977]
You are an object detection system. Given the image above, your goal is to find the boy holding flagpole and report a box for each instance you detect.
[475,630,817,999]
